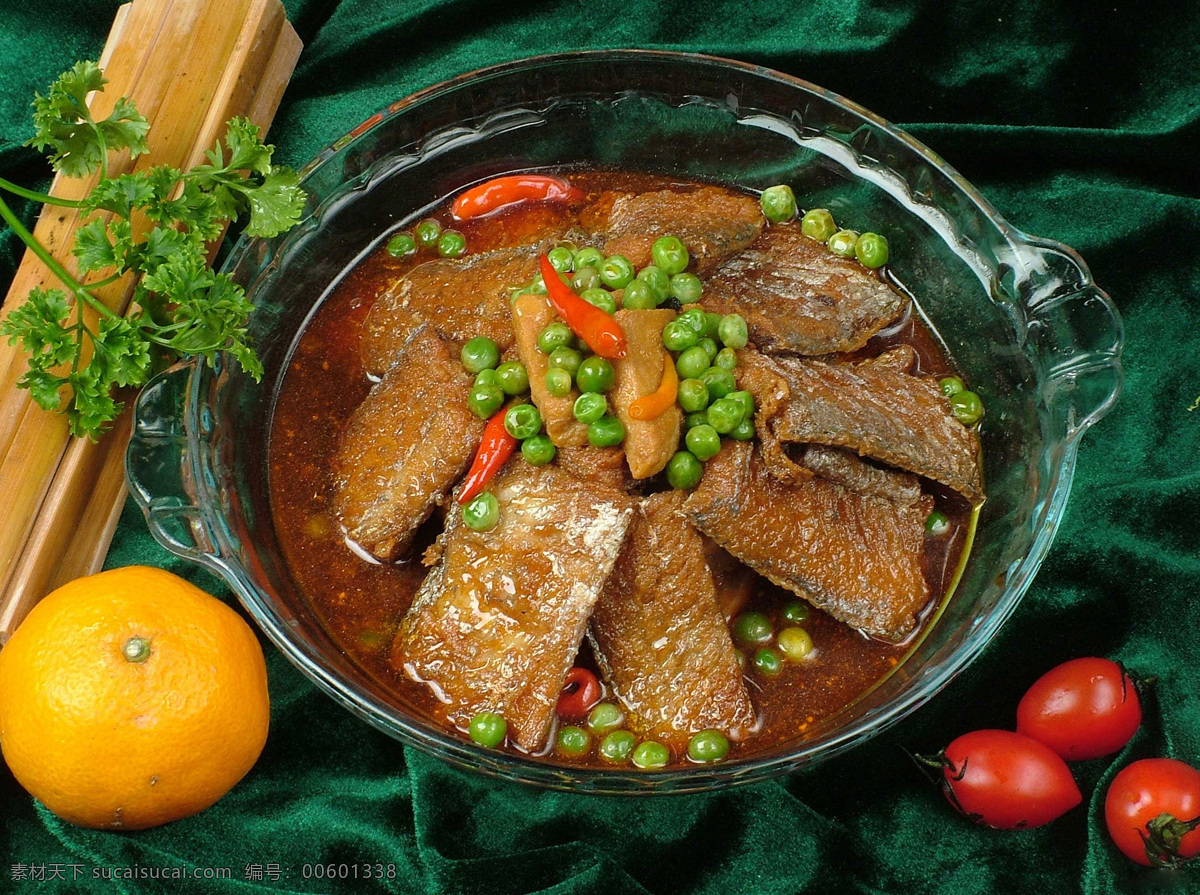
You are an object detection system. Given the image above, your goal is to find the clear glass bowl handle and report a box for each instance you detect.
[125,360,228,573]
[1020,238,1124,442]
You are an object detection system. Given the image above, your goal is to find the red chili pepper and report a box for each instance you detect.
[538,256,627,359]
[457,409,517,504]
[451,174,583,221]
[629,354,678,421]
[556,667,602,720]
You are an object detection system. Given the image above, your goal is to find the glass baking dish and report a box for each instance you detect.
[125,50,1122,793]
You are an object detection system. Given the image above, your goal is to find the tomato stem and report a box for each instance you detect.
[1143,812,1200,869]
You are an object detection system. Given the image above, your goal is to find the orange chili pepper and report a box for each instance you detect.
[539,255,627,359]
[628,354,679,421]
[458,409,517,504]
[451,174,583,220]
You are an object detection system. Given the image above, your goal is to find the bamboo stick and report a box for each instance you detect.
[0,0,302,635]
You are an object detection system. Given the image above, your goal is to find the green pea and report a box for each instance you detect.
[662,320,701,352]
[703,313,724,340]
[950,390,984,425]
[574,392,608,424]
[547,245,576,272]
[587,415,626,448]
[777,627,814,661]
[414,218,442,247]
[548,347,583,378]
[463,492,500,532]
[474,368,500,388]
[855,232,889,269]
[676,345,712,380]
[925,509,951,537]
[467,383,505,419]
[571,265,601,292]
[726,390,755,420]
[687,730,730,763]
[697,338,719,362]
[760,184,797,223]
[670,272,704,304]
[685,424,721,461]
[732,611,773,647]
[621,278,659,309]
[632,740,670,769]
[538,322,574,354]
[580,287,617,315]
[521,433,556,466]
[587,703,624,735]
[556,725,591,757]
[700,367,736,400]
[637,265,670,302]
[461,336,500,373]
[504,403,543,440]
[800,208,837,242]
[386,231,417,258]
[545,368,574,398]
[708,398,745,434]
[576,356,615,393]
[939,376,965,397]
[718,314,749,349]
[782,601,811,624]
[714,347,738,371]
[753,647,783,676]
[437,229,467,258]
[528,272,548,294]
[828,229,860,258]
[678,308,708,335]
[666,451,703,490]
[677,379,710,413]
[651,236,689,275]
[495,361,529,396]
[468,711,506,747]
[685,411,711,430]
[729,417,756,440]
[599,254,635,289]
[573,247,604,271]
[599,730,637,763]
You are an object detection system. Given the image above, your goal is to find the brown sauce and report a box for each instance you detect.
[268,172,973,765]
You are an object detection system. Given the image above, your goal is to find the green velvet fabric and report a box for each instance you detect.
[2,1,1197,891]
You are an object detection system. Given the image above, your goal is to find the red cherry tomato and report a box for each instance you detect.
[1016,657,1141,760]
[1105,759,1200,868]
[936,730,1082,829]
[556,667,601,720]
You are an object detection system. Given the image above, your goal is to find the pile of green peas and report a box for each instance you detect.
[547,702,733,766]
[660,307,755,491]
[758,184,890,270]
[534,320,627,449]
[731,601,817,677]
[385,217,468,260]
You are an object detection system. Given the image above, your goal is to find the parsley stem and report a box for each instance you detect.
[0,177,84,208]
[0,192,118,320]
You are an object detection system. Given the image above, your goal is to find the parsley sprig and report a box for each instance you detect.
[0,61,305,438]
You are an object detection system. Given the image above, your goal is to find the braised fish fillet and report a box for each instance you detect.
[796,445,922,506]
[610,309,682,479]
[361,244,547,375]
[334,326,483,561]
[555,445,629,490]
[511,292,589,447]
[590,492,756,745]
[582,187,763,274]
[702,226,907,355]
[684,443,934,642]
[392,462,634,752]
[739,351,984,505]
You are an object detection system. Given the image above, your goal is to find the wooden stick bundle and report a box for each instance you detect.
[0,0,302,641]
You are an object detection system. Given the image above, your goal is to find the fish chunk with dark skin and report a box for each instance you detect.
[581,186,763,275]
[391,462,634,752]
[685,442,934,642]
[361,244,548,376]
[702,225,907,355]
[738,351,984,505]
[333,326,483,561]
[590,492,756,746]
[610,308,682,479]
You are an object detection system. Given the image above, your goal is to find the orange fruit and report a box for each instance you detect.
[0,566,269,830]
